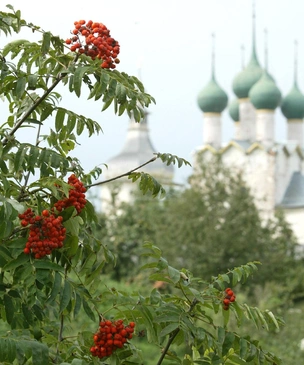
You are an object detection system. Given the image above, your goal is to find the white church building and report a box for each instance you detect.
[101,12,304,246]
[196,21,304,245]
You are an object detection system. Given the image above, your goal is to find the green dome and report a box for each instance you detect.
[249,71,281,110]
[281,82,304,119]
[232,53,263,99]
[197,78,228,113]
[228,98,240,121]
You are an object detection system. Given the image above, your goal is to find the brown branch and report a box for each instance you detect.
[156,328,180,365]
[85,156,157,188]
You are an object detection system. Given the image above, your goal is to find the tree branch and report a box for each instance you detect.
[156,298,198,365]
[85,156,157,188]
[2,74,65,146]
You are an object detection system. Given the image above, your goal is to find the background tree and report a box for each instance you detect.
[102,154,299,291]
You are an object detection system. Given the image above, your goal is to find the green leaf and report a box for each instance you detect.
[3,253,29,271]
[102,96,114,111]
[15,76,26,98]
[31,341,49,365]
[28,74,38,90]
[160,323,179,337]
[55,108,65,132]
[65,235,79,257]
[239,338,248,359]
[265,310,280,330]
[41,31,51,55]
[46,271,62,304]
[82,299,95,321]
[222,332,235,357]
[4,294,15,324]
[0,338,16,363]
[63,215,83,236]
[60,280,72,313]
[74,66,90,97]
[168,266,181,284]
[34,260,64,272]
[74,292,82,318]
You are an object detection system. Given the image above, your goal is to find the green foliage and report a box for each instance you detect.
[0,5,290,365]
[103,156,299,291]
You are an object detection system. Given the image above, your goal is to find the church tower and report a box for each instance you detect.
[232,1,262,142]
[101,110,174,213]
[197,34,228,149]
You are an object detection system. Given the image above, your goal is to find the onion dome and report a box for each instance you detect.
[281,82,304,119]
[197,79,228,113]
[197,34,228,113]
[232,5,263,98]
[233,52,263,99]
[249,71,281,110]
[228,98,240,121]
[281,41,304,119]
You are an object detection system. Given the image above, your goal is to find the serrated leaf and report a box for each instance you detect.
[239,338,248,359]
[65,235,79,257]
[34,260,64,272]
[265,310,279,330]
[74,66,90,97]
[102,97,114,111]
[55,108,65,132]
[4,294,14,324]
[82,299,95,321]
[74,292,82,318]
[168,266,181,284]
[3,253,29,271]
[160,323,179,337]
[41,31,51,55]
[46,271,62,304]
[60,280,72,313]
[15,76,26,98]
[27,74,38,90]
[31,341,49,365]
[64,215,83,236]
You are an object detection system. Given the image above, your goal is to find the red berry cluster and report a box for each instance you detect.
[19,174,85,258]
[223,288,236,310]
[90,319,135,359]
[19,209,66,259]
[54,174,87,214]
[66,19,120,69]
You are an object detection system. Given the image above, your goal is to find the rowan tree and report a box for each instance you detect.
[0,5,285,365]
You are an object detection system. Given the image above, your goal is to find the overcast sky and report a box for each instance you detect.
[1,0,304,184]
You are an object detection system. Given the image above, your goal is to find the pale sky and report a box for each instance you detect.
[1,0,304,184]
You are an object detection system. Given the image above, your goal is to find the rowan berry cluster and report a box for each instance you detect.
[66,19,120,69]
[19,174,85,258]
[222,288,236,310]
[90,319,135,359]
[20,209,66,259]
[54,174,87,214]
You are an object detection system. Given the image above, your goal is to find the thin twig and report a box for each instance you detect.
[156,328,180,365]
[85,156,157,188]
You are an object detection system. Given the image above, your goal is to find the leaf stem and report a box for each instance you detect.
[85,156,157,188]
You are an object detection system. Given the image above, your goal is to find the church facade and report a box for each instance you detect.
[196,26,304,245]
